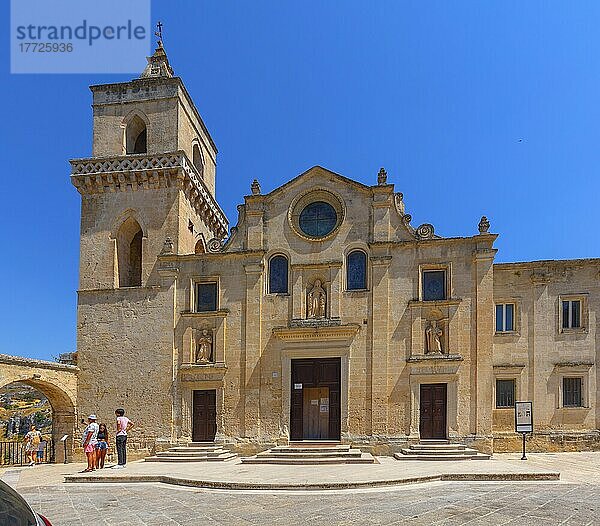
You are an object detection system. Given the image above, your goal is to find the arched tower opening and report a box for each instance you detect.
[192,143,204,178]
[116,217,143,287]
[125,115,147,154]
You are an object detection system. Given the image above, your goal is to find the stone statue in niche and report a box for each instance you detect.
[425,320,444,354]
[195,329,213,363]
[307,280,327,319]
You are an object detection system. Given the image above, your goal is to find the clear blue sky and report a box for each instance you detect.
[1,1,599,361]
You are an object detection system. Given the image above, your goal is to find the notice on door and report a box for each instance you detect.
[311,399,318,405]
[320,405,328,412]
[294,383,302,390]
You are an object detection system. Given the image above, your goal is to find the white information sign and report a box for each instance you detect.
[294,383,302,389]
[515,401,533,433]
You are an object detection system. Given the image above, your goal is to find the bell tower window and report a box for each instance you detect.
[125,115,147,154]
[116,217,143,287]
[192,143,204,178]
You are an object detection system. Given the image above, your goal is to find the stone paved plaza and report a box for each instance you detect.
[1,453,599,525]
[16,480,600,525]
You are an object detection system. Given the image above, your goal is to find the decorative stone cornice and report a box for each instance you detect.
[408,299,462,308]
[407,354,463,363]
[553,362,594,370]
[180,310,229,319]
[273,323,360,342]
[70,150,228,238]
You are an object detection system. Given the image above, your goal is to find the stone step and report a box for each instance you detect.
[395,454,474,461]
[288,441,342,447]
[167,447,225,453]
[394,451,491,461]
[241,452,375,465]
[155,450,229,458]
[145,452,237,462]
[402,448,474,456]
[408,444,467,451]
[255,450,362,459]
[269,445,352,454]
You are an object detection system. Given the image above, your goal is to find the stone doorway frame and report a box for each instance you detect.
[409,372,459,441]
[282,347,349,442]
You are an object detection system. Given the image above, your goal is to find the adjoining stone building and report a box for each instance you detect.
[66,44,599,455]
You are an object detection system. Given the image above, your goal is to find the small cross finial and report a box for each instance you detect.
[155,21,164,46]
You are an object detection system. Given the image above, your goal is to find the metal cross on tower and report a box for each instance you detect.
[155,21,163,46]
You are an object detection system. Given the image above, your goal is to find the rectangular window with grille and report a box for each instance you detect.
[196,282,217,312]
[562,299,581,329]
[495,303,515,332]
[496,379,515,408]
[422,270,446,301]
[562,377,583,407]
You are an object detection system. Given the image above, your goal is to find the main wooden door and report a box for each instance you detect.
[291,358,341,440]
[302,387,330,439]
[419,384,447,439]
[192,390,216,442]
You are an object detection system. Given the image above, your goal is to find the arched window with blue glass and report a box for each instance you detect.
[346,250,367,290]
[269,255,289,294]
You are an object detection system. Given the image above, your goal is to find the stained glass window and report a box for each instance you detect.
[299,201,337,238]
[347,250,367,290]
[196,282,217,312]
[269,255,288,293]
[422,270,446,301]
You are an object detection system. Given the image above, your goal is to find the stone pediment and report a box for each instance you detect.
[266,165,372,198]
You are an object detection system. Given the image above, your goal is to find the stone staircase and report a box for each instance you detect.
[145,442,237,462]
[394,440,490,461]
[241,442,375,465]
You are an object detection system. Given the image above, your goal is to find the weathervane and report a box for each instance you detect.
[155,21,164,47]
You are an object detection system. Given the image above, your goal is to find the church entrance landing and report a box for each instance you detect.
[419,383,447,439]
[291,358,341,440]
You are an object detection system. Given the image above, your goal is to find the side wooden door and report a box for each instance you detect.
[419,384,447,439]
[192,390,217,442]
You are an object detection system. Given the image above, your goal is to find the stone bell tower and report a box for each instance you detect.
[71,41,228,439]
[71,41,228,290]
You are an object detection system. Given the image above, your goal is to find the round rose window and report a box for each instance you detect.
[299,201,338,238]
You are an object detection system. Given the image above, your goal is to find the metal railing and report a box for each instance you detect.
[0,439,55,466]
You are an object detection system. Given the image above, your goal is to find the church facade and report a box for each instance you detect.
[70,44,600,455]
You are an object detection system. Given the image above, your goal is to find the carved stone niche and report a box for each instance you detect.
[306,278,328,320]
[193,328,214,364]
[423,308,448,355]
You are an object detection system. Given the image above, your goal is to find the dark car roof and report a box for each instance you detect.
[0,479,38,525]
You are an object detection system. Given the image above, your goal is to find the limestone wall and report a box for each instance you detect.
[493,260,600,450]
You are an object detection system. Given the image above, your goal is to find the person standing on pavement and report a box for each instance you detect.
[94,423,109,469]
[23,425,41,466]
[81,415,99,473]
[113,408,134,469]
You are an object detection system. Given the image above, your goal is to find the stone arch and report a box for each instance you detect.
[0,357,78,463]
[194,234,207,255]
[123,111,149,154]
